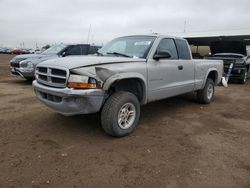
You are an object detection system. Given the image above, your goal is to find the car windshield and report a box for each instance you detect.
[42,44,67,55]
[98,36,156,59]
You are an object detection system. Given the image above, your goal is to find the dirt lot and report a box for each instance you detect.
[0,54,250,188]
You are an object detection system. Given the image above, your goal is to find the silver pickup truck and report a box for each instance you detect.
[33,35,223,137]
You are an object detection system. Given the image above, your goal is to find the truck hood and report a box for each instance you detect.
[211,41,247,56]
[13,54,42,59]
[38,55,146,69]
[11,53,56,63]
[212,53,245,59]
[207,53,246,65]
[25,55,59,65]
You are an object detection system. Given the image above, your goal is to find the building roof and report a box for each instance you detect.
[173,29,250,46]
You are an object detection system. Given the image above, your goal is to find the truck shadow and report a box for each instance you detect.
[0,77,33,85]
[140,93,198,121]
[46,93,199,139]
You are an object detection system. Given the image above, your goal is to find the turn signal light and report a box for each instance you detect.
[68,82,96,89]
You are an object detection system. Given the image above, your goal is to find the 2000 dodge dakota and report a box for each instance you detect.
[33,35,223,137]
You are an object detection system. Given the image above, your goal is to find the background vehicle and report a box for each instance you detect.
[0,47,9,54]
[33,35,223,137]
[8,48,27,55]
[206,41,250,84]
[10,44,100,80]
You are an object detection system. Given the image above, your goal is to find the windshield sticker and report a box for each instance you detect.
[134,41,151,46]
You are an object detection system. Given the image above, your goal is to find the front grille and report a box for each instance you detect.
[36,66,69,88]
[38,67,47,73]
[223,59,235,65]
[10,62,19,68]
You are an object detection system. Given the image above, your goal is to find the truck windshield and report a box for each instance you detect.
[42,44,67,55]
[98,36,156,59]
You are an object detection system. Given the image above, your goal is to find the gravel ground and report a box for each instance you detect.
[0,54,250,188]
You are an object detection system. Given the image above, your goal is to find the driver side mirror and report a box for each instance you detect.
[153,50,171,60]
[62,51,69,57]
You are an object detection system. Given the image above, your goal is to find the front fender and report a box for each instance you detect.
[102,72,147,104]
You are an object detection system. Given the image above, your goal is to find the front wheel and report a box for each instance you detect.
[25,77,34,82]
[101,91,140,137]
[197,78,215,104]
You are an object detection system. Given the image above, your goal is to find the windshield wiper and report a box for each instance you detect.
[106,52,132,58]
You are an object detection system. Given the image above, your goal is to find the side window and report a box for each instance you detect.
[156,39,178,59]
[175,39,191,60]
[66,46,81,55]
[81,45,89,55]
[88,46,98,54]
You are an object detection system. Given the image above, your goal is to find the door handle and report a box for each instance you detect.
[178,65,183,70]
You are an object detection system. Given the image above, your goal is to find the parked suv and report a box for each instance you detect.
[10,44,100,80]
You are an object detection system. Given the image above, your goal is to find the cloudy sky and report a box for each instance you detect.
[0,0,250,48]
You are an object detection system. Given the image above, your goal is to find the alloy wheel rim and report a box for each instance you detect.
[207,84,214,100]
[118,103,136,129]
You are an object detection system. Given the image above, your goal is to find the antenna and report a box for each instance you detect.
[184,20,187,33]
[87,24,92,44]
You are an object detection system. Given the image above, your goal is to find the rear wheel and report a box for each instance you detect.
[239,68,247,84]
[197,78,215,104]
[101,91,140,137]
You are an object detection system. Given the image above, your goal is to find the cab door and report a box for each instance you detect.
[147,38,185,102]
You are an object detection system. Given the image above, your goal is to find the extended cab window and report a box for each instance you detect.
[157,39,178,59]
[88,46,99,54]
[175,39,191,60]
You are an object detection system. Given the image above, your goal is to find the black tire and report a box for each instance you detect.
[101,91,140,137]
[25,77,34,82]
[197,78,215,104]
[239,68,247,84]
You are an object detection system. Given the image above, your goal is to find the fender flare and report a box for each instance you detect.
[102,72,147,104]
[202,68,218,88]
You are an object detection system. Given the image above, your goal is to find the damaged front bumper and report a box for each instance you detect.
[32,80,105,116]
[10,66,34,79]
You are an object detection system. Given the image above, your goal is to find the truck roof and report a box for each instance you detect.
[116,34,187,41]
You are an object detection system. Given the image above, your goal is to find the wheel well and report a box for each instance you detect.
[108,78,145,103]
[207,71,218,83]
[247,64,249,72]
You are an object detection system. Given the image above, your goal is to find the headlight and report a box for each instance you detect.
[19,61,34,72]
[67,74,97,89]
[15,58,27,63]
[235,59,245,64]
